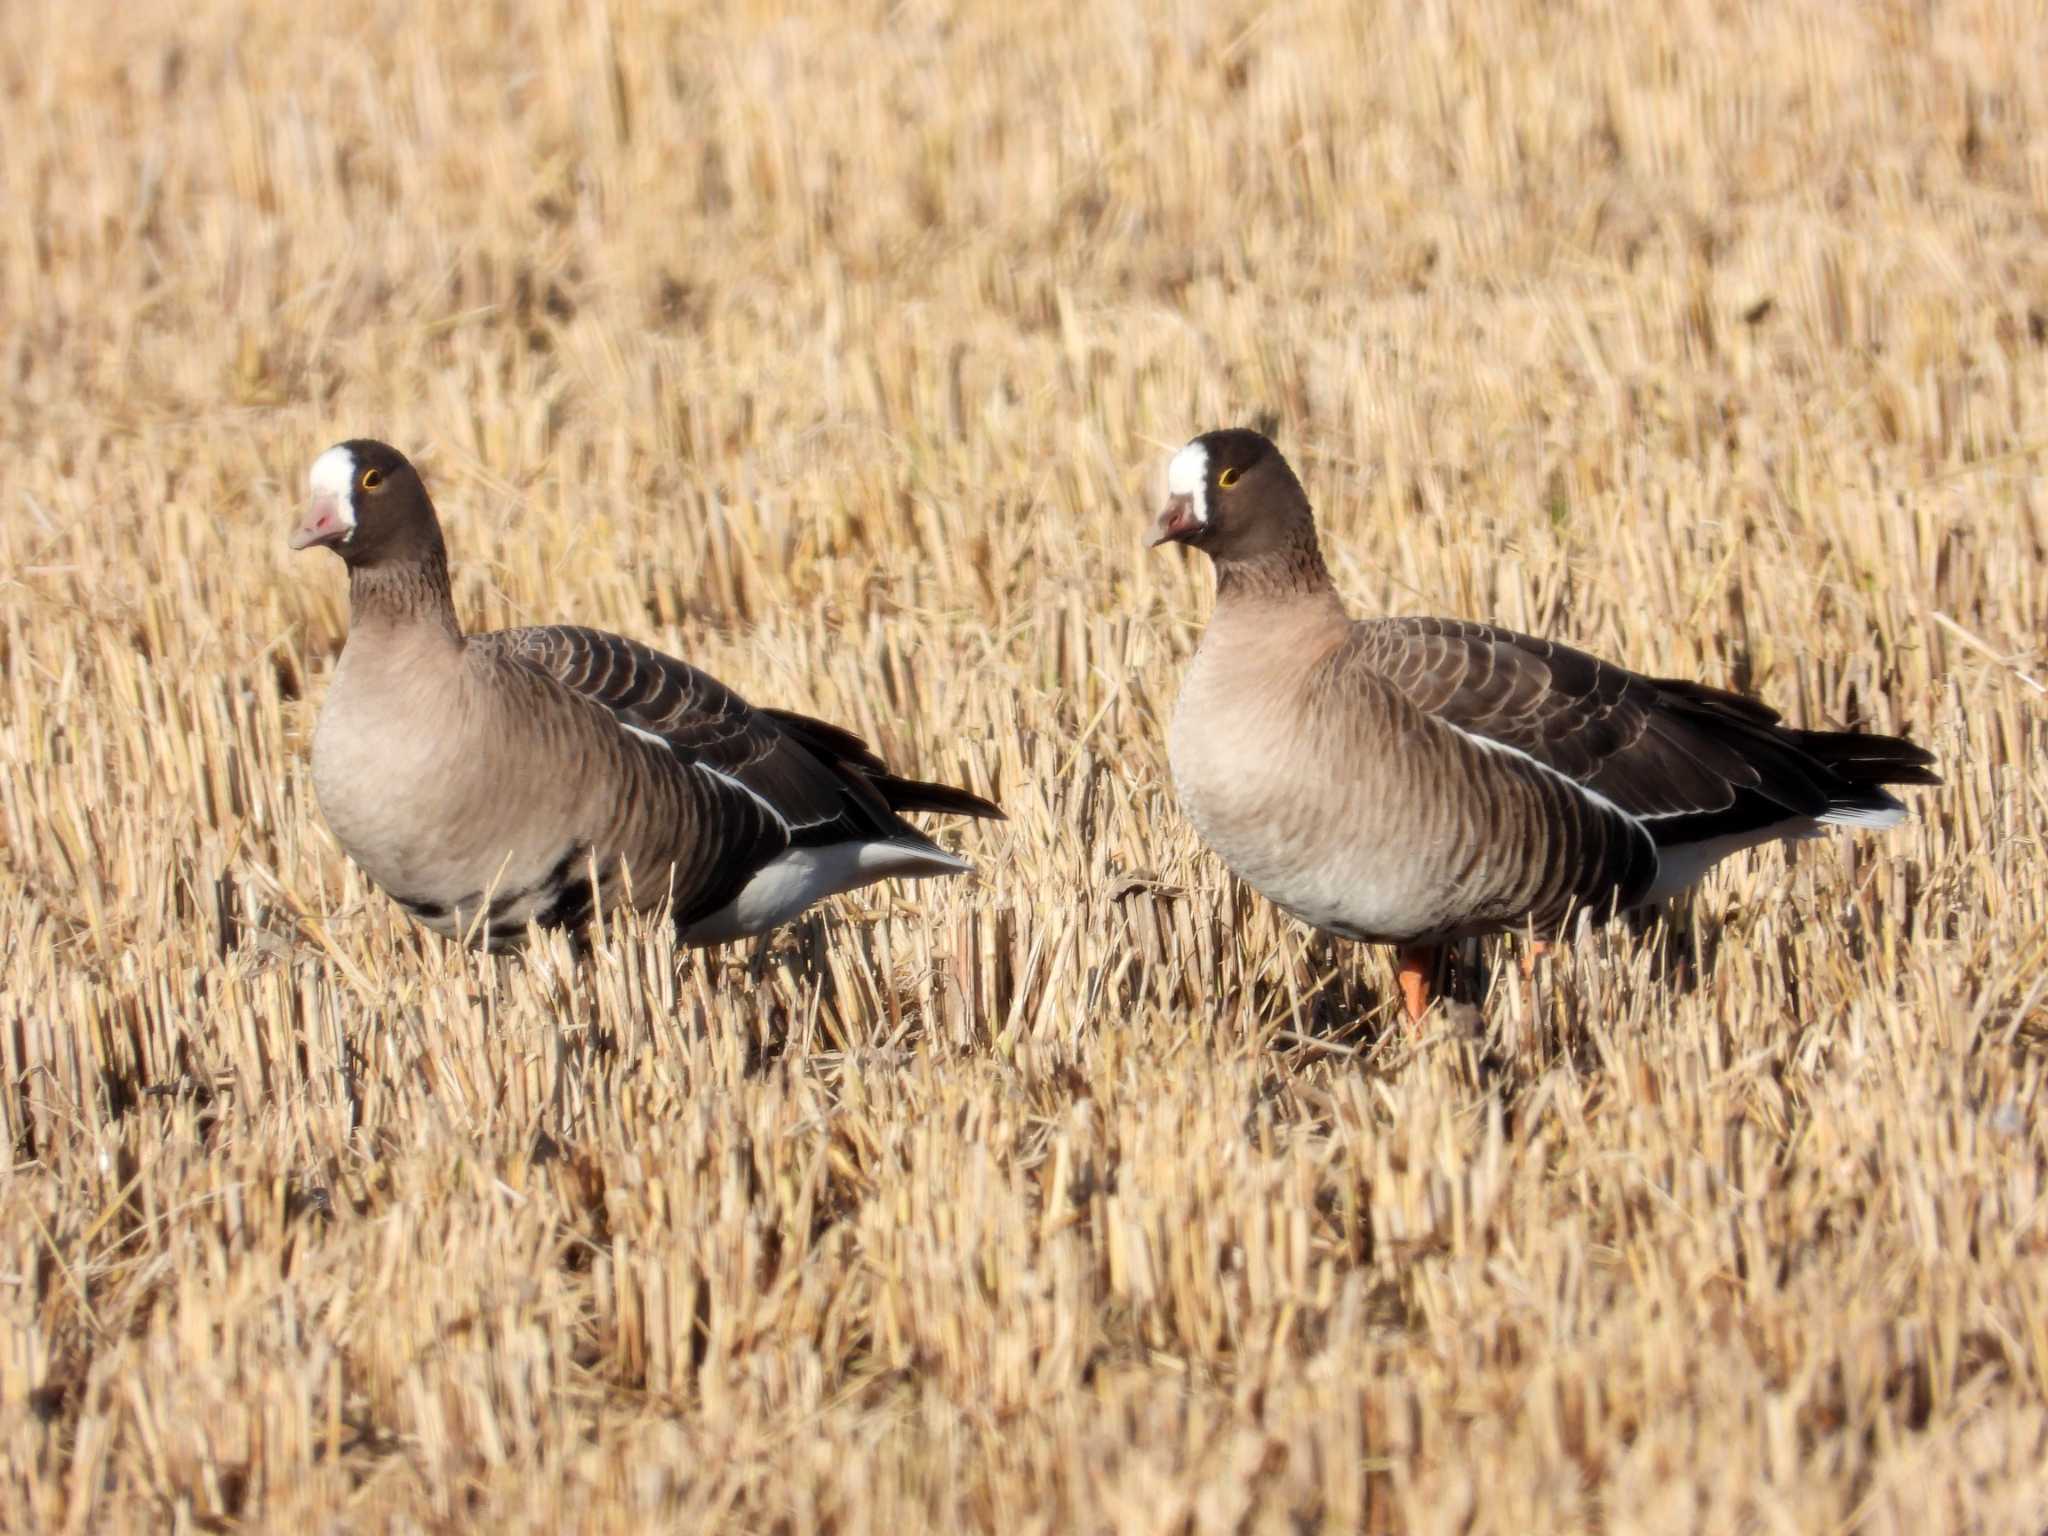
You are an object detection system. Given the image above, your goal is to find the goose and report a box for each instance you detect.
[291,439,1001,949]
[1149,428,1938,1024]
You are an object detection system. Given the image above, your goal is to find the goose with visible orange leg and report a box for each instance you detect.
[1149,428,1937,1026]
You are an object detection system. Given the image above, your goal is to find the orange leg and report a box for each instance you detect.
[1396,945,1437,1026]
[1520,939,1552,978]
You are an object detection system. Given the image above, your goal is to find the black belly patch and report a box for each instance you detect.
[535,868,599,930]
[440,845,617,943]
[484,886,528,926]
[491,843,610,938]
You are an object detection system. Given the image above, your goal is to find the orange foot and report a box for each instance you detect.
[1396,945,1438,1027]
[1520,939,1553,979]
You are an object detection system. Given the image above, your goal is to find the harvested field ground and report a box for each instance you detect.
[3,1,2047,1530]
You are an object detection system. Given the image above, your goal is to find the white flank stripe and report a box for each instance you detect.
[621,719,841,837]
[694,760,793,833]
[1444,721,1654,839]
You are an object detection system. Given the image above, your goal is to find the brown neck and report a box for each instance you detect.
[346,543,462,644]
[1211,530,1340,609]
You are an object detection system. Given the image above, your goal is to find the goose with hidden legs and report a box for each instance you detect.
[1148,428,1939,1026]
[292,439,1001,949]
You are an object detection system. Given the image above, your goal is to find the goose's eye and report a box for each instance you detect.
[360,468,384,491]
[1217,467,1241,489]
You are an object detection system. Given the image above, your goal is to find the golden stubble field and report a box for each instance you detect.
[3,0,2046,1530]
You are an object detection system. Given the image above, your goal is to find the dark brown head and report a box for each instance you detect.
[291,440,441,567]
[1148,428,1316,564]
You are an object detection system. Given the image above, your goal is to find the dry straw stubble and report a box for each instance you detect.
[2,0,2046,1531]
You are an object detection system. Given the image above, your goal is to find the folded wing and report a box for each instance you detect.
[475,625,1001,932]
[1352,617,1938,850]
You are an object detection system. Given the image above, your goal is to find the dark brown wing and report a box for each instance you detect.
[477,625,998,849]
[1354,618,1936,846]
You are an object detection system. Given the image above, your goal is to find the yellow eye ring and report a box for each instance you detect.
[1217,466,1241,489]
[360,468,384,491]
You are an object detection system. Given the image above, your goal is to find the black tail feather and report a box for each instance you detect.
[869,773,1005,821]
[1645,714,1937,849]
[764,707,1003,822]
[1663,698,1836,818]
[1790,727,1943,789]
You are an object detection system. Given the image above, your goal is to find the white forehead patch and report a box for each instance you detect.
[307,445,359,538]
[1166,440,1210,526]
[309,444,356,498]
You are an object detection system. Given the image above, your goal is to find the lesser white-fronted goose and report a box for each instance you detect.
[292,439,1000,948]
[1149,428,1938,1024]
